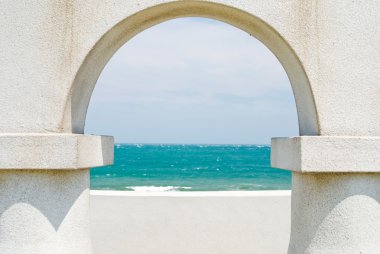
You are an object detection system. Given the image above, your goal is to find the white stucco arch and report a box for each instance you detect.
[2,1,380,253]
[63,1,319,136]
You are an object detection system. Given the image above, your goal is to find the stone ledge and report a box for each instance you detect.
[271,136,380,172]
[0,134,114,170]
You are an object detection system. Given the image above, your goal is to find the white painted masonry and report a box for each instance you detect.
[271,136,380,172]
[1,1,380,253]
[0,134,114,170]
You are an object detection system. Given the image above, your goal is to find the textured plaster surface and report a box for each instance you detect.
[1,1,380,136]
[90,191,291,254]
[1,1,380,253]
[289,173,380,254]
[0,134,113,169]
[0,169,91,254]
[271,136,380,172]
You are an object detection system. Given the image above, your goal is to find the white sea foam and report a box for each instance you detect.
[126,186,192,192]
[258,145,270,148]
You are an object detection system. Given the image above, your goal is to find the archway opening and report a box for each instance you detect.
[85,17,298,191]
[64,1,318,136]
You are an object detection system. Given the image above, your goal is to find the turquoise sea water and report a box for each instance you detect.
[90,144,291,191]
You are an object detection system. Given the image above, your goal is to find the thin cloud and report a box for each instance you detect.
[86,18,298,144]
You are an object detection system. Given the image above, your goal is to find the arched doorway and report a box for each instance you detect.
[63,1,319,136]
[61,3,318,253]
[3,1,380,254]
[85,16,297,192]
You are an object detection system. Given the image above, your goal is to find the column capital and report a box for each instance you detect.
[271,136,380,172]
[0,134,113,170]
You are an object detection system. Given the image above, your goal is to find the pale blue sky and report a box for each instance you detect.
[85,18,298,144]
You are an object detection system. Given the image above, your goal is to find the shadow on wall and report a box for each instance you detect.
[0,170,88,231]
[289,173,380,253]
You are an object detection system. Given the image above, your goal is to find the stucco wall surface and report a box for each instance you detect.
[90,191,291,254]
[1,1,380,253]
[289,173,380,254]
[0,0,379,136]
[0,134,113,169]
[271,136,380,172]
[0,169,91,254]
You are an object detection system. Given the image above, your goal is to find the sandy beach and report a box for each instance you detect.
[90,190,291,254]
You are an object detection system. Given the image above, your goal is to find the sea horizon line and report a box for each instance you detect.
[113,143,271,146]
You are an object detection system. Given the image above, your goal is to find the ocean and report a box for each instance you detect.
[90,144,291,191]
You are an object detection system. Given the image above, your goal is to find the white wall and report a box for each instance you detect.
[90,191,291,254]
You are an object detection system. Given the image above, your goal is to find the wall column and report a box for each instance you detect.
[0,134,114,254]
[272,136,380,254]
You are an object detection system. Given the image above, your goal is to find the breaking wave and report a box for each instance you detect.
[125,186,192,192]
